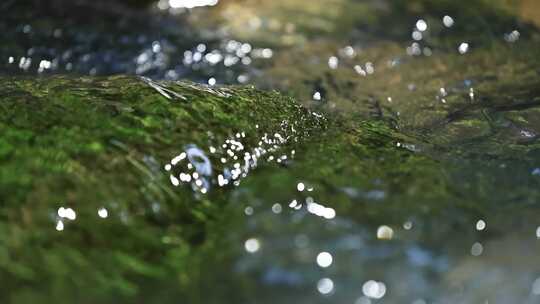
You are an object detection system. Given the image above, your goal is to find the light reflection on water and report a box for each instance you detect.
[2,0,540,303]
[160,90,325,194]
[229,183,540,303]
[0,0,273,86]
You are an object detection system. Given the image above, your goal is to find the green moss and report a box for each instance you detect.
[0,75,326,303]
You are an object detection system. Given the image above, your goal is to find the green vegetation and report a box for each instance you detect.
[1,0,540,303]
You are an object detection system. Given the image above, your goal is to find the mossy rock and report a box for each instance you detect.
[0,75,326,303]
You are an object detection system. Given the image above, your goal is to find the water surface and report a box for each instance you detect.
[1,1,540,303]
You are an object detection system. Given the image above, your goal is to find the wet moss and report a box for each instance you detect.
[0,75,324,303]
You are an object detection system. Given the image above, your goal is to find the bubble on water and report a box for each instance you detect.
[458,42,470,54]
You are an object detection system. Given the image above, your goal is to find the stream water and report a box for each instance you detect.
[1,1,540,303]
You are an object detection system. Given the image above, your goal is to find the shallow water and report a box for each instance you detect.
[1,1,540,303]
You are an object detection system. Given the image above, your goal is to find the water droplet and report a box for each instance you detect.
[55,220,64,231]
[458,42,470,54]
[58,207,76,221]
[476,220,486,231]
[98,207,109,219]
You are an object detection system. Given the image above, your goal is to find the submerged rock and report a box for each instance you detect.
[0,75,326,303]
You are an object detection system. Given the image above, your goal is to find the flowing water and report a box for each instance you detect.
[1,1,540,303]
